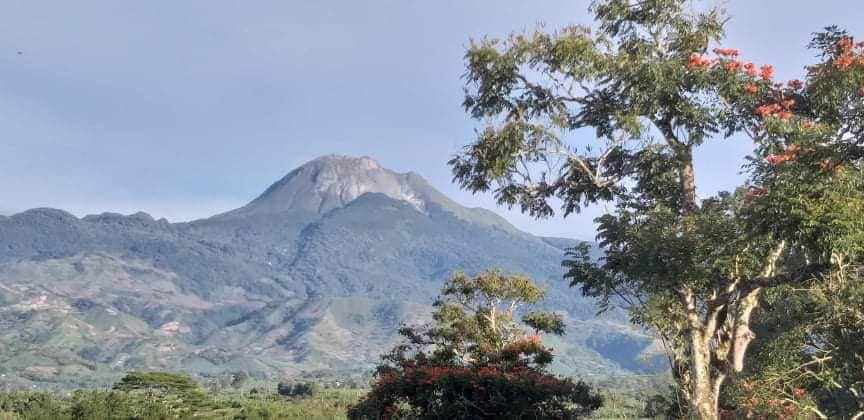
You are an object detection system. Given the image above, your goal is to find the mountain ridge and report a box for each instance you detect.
[0,155,660,388]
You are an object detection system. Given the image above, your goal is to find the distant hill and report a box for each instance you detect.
[0,155,661,388]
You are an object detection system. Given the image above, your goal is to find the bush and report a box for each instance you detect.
[277,381,320,398]
[348,364,601,419]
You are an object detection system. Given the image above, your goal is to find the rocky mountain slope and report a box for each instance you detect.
[0,155,660,387]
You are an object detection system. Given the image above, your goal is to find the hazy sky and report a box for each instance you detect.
[2,1,863,240]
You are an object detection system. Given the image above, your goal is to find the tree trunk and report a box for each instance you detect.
[689,330,720,420]
[691,388,720,420]
[679,146,698,212]
[682,287,721,420]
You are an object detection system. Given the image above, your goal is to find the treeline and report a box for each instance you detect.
[0,371,365,420]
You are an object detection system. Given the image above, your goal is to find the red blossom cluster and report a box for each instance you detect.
[784,144,815,154]
[724,61,742,73]
[755,98,796,122]
[764,143,815,166]
[819,160,838,171]
[687,54,713,69]
[686,48,784,93]
[834,37,864,70]
[759,64,774,80]
[765,154,795,165]
[377,361,571,394]
[755,103,785,119]
[502,335,545,358]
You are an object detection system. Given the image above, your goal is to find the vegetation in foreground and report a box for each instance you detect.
[0,371,669,419]
[0,372,363,420]
[450,0,864,417]
[348,271,603,419]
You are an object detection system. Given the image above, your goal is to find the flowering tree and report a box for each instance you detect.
[448,1,859,419]
[717,28,864,419]
[347,271,602,419]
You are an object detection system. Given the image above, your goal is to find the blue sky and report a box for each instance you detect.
[2,1,863,240]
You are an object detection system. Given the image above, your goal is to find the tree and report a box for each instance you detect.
[347,270,602,419]
[277,381,320,398]
[113,371,214,413]
[718,28,864,419]
[449,2,854,418]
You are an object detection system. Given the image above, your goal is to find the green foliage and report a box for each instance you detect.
[277,381,320,398]
[112,371,199,394]
[452,0,734,217]
[721,259,864,418]
[0,383,364,420]
[450,0,864,418]
[714,27,864,419]
[348,271,602,419]
[111,371,215,414]
[0,390,172,420]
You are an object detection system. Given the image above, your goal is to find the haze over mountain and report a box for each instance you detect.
[0,155,659,387]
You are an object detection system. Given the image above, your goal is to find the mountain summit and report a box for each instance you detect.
[0,155,659,387]
[227,155,432,217]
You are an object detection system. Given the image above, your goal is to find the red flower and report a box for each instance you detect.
[777,111,792,121]
[744,62,757,77]
[744,84,758,94]
[759,64,774,80]
[785,144,800,153]
[724,60,742,73]
[803,121,815,129]
[687,54,712,69]
[839,38,854,53]
[836,54,854,69]
[793,387,807,398]
[766,154,794,165]
[787,79,803,90]
[713,48,740,57]
[755,103,781,117]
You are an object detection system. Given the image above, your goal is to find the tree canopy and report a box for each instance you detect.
[450,1,864,418]
[348,271,602,419]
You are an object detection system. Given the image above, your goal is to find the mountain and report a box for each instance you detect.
[0,155,660,388]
